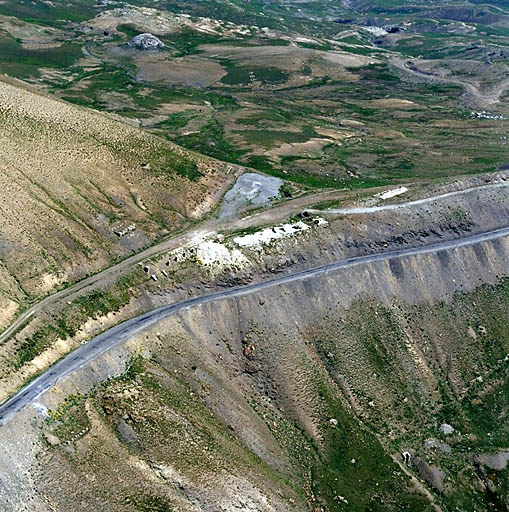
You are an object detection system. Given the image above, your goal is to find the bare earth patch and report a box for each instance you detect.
[135,54,226,87]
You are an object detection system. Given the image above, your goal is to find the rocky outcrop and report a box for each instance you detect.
[411,457,446,492]
[128,33,164,50]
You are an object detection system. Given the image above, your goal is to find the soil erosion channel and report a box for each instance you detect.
[1,225,508,426]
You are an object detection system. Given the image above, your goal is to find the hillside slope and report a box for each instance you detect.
[0,77,237,328]
[0,226,507,511]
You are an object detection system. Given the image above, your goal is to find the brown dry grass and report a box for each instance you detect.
[135,54,226,86]
[0,77,236,315]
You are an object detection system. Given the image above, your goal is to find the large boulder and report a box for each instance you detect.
[128,33,165,50]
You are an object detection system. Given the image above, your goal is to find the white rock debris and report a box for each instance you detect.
[196,241,248,268]
[233,221,311,248]
[167,217,327,269]
[376,187,408,200]
[128,33,165,50]
[362,26,388,37]
[313,217,329,227]
[32,402,49,418]
[471,111,505,120]
[439,423,455,435]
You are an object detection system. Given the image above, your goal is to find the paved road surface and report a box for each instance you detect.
[0,225,507,426]
[0,190,350,346]
[1,180,506,347]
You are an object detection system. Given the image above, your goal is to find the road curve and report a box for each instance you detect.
[0,225,508,427]
[0,226,215,347]
[306,181,509,215]
[1,179,507,347]
[0,191,354,346]
[392,57,509,106]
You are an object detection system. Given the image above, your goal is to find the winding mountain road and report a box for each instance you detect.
[0,224,508,427]
[1,180,507,348]
[392,57,509,106]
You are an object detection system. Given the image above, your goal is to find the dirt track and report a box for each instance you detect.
[1,224,508,425]
[0,188,348,345]
[307,181,509,215]
[392,57,509,106]
[1,180,507,348]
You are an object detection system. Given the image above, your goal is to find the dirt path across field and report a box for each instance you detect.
[306,181,509,215]
[1,179,506,348]
[392,57,509,107]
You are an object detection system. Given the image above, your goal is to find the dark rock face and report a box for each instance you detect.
[412,457,446,492]
[128,33,165,50]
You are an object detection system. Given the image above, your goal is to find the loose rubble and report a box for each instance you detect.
[376,187,408,200]
[471,111,505,120]
[196,241,248,269]
[128,33,165,50]
[439,423,455,435]
[233,221,312,248]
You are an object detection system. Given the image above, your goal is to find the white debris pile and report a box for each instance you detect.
[128,33,165,50]
[233,221,311,248]
[167,239,248,272]
[314,217,329,227]
[439,423,455,435]
[362,26,388,37]
[169,246,194,264]
[196,241,248,268]
[471,111,505,120]
[376,186,408,200]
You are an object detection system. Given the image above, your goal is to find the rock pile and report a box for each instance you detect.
[128,33,165,50]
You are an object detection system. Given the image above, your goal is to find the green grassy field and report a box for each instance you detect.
[1,0,507,191]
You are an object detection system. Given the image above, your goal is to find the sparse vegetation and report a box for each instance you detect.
[14,273,142,368]
[0,0,508,510]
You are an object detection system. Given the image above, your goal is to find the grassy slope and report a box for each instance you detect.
[0,77,231,325]
[39,275,509,511]
[1,1,507,192]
